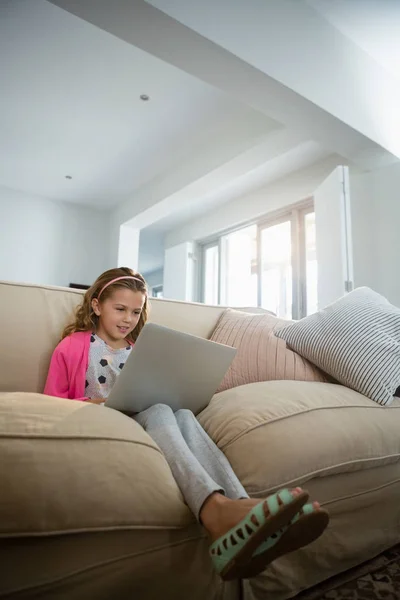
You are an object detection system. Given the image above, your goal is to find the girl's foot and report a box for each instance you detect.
[200,488,303,542]
[240,500,329,580]
[201,488,328,580]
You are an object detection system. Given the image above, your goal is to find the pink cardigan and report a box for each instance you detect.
[44,331,91,401]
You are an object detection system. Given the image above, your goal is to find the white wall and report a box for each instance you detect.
[348,171,376,291]
[346,163,400,306]
[0,186,109,287]
[163,242,195,301]
[118,224,140,271]
[364,163,400,306]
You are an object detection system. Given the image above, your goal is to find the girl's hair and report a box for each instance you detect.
[62,267,149,342]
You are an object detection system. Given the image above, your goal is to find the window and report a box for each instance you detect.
[203,226,257,308]
[201,201,316,318]
[260,219,292,319]
[220,225,258,307]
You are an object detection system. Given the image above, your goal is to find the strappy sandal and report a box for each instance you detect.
[234,501,330,580]
[209,488,309,580]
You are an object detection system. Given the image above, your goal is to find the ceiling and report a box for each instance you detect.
[3,0,399,275]
[0,0,277,208]
[306,0,400,78]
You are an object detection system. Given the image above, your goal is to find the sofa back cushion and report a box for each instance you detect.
[210,309,327,392]
[0,281,225,393]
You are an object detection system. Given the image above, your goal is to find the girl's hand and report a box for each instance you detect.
[87,397,106,404]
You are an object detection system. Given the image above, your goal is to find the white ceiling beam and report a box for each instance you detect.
[119,128,308,230]
[148,0,400,160]
[50,0,398,168]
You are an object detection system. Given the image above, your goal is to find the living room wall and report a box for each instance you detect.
[0,186,109,288]
[359,162,400,306]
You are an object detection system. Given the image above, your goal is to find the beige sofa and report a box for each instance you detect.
[1,280,400,600]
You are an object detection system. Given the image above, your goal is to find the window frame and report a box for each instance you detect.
[298,203,316,318]
[201,241,221,305]
[200,198,314,316]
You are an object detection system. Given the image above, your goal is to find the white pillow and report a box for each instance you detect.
[275,287,400,406]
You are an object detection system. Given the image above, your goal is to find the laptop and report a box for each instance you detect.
[105,323,236,415]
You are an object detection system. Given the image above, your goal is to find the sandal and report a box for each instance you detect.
[228,502,330,580]
[209,488,309,580]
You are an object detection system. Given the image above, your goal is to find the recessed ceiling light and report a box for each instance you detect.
[65,175,72,179]
[140,94,150,101]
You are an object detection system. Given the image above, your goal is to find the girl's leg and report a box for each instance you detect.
[134,403,224,520]
[134,404,327,581]
[175,408,248,501]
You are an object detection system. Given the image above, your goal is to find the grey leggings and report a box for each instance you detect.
[134,404,248,520]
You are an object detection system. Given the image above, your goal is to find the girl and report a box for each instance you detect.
[45,267,329,580]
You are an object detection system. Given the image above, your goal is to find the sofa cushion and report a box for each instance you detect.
[275,287,400,406]
[210,309,326,392]
[198,381,400,494]
[0,280,231,394]
[0,393,193,536]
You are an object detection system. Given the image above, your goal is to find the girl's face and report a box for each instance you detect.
[92,288,145,346]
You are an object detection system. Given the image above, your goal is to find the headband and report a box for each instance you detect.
[98,276,145,299]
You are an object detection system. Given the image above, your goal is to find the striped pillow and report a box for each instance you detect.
[210,309,327,392]
[275,287,400,406]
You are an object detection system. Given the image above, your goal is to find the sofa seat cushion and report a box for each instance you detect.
[0,393,193,537]
[198,381,400,494]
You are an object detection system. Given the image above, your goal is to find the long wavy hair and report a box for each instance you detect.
[62,267,149,343]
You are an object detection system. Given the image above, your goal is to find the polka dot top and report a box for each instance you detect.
[85,333,132,400]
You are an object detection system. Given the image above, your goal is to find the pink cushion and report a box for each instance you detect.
[210,309,327,392]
